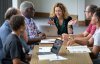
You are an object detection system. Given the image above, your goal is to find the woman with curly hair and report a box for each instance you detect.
[48,3,75,35]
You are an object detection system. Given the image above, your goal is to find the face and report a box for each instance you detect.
[19,25,26,35]
[91,13,98,25]
[55,7,63,18]
[27,6,35,18]
[85,6,92,19]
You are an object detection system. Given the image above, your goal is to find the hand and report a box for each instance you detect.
[68,19,77,25]
[67,40,75,46]
[26,54,32,61]
[62,33,69,41]
[39,33,46,39]
[68,28,73,34]
[48,20,55,25]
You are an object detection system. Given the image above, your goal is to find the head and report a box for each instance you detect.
[85,5,97,20]
[20,1,35,18]
[10,15,25,35]
[50,3,69,19]
[5,7,21,20]
[91,8,100,27]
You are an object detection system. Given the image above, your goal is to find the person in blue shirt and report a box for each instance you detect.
[0,8,20,64]
[0,7,30,64]
[2,15,30,64]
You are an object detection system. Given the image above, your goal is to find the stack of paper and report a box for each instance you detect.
[39,47,52,52]
[38,54,67,61]
[40,39,56,43]
[67,46,91,53]
[38,47,67,61]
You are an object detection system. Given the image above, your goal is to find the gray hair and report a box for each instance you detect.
[20,1,34,12]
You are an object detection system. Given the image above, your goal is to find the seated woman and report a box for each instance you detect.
[48,3,75,35]
[2,15,30,64]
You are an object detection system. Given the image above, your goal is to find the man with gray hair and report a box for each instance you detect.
[20,1,46,45]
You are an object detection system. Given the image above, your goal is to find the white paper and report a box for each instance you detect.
[28,47,52,54]
[40,39,56,44]
[28,50,33,54]
[67,46,91,53]
[39,47,52,52]
[38,54,67,61]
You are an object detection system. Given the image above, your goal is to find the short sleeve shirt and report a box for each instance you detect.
[50,16,72,35]
[25,18,40,39]
[3,34,26,63]
[86,23,96,35]
[92,28,100,46]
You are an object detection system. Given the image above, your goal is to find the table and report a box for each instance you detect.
[30,37,93,64]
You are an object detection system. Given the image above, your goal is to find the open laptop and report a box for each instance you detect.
[39,25,58,37]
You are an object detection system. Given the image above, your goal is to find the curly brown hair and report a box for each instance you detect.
[50,3,69,19]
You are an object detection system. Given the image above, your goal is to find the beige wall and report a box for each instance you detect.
[85,0,100,7]
[12,0,86,21]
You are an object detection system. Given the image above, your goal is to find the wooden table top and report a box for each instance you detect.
[30,37,93,64]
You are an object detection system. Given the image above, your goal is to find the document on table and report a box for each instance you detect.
[67,46,91,53]
[28,49,33,54]
[38,54,67,61]
[38,47,67,61]
[40,39,56,43]
[28,47,52,55]
[39,47,52,52]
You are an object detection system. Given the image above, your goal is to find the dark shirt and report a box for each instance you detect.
[2,34,28,64]
[49,16,72,35]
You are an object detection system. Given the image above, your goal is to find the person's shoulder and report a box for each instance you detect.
[4,34,17,47]
[6,34,18,42]
[95,29,100,37]
[97,29,100,34]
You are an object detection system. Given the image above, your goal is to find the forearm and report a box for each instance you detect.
[73,33,84,38]
[74,39,93,47]
[27,37,41,45]
[90,52,98,59]
[74,39,87,45]
[74,37,89,43]
[13,59,26,64]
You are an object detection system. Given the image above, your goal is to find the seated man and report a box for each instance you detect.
[62,5,98,45]
[70,8,100,64]
[0,7,30,54]
[2,15,30,64]
[20,1,46,45]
